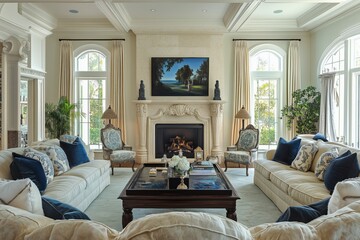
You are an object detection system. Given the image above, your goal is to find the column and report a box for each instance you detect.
[136,102,148,163]
[210,101,224,161]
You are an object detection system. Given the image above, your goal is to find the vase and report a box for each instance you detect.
[177,171,188,189]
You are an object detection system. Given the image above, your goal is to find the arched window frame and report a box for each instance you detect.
[73,44,110,149]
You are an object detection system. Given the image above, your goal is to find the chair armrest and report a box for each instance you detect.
[123,145,133,151]
[266,149,276,160]
[227,146,237,151]
[102,147,113,160]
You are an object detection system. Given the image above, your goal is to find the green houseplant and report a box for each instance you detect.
[281,86,321,134]
[45,96,82,139]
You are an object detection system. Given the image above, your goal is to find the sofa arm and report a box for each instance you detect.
[266,149,276,160]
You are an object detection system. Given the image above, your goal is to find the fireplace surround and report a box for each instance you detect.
[134,100,225,163]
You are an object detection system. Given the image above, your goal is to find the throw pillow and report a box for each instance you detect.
[273,137,302,165]
[60,137,90,168]
[31,144,70,176]
[0,178,44,215]
[315,149,339,180]
[23,147,55,184]
[11,152,47,192]
[291,143,319,172]
[328,177,360,214]
[277,197,330,223]
[324,150,360,193]
[41,196,90,220]
[313,133,328,142]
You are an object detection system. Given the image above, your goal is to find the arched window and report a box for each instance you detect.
[320,34,360,147]
[74,46,109,149]
[250,46,285,149]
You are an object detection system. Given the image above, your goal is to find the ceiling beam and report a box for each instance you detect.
[95,0,130,33]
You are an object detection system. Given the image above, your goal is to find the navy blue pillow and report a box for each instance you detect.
[11,152,47,192]
[42,196,90,220]
[273,137,301,165]
[324,150,360,193]
[60,137,90,168]
[313,133,328,142]
[277,198,330,223]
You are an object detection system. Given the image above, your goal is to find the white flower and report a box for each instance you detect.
[169,155,190,171]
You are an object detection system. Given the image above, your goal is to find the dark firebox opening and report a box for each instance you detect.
[155,124,204,159]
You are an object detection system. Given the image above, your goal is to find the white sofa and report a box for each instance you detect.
[254,135,360,212]
[0,141,110,211]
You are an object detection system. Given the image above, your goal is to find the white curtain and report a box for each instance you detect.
[285,41,301,138]
[59,41,73,103]
[319,73,336,141]
[231,41,250,144]
[110,40,126,141]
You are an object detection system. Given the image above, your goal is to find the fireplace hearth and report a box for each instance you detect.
[155,124,204,158]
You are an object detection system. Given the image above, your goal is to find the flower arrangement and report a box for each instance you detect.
[168,155,190,172]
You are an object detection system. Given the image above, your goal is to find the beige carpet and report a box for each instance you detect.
[85,167,282,231]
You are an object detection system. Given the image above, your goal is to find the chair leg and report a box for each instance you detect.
[224,160,228,172]
[246,164,249,176]
[131,160,135,172]
[111,161,114,175]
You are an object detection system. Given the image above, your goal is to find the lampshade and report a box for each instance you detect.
[235,106,250,119]
[101,105,117,120]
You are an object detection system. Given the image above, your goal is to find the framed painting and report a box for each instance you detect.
[151,57,209,96]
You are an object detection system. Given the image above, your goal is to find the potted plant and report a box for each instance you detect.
[281,86,321,134]
[45,96,82,139]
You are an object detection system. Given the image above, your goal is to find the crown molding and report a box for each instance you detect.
[19,3,57,33]
[55,19,117,32]
[240,19,303,32]
[95,0,130,33]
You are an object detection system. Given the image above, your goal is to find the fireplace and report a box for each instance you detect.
[155,124,204,158]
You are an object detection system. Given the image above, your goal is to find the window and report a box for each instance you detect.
[321,34,360,147]
[250,47,284,150]
[75,48,109,149]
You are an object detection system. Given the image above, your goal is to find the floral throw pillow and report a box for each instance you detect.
[24,147,55,184]
[31,144,70,176]
[315,149,339,181]
[291,143,319,172]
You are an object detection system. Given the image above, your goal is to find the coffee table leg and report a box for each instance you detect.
[226,208,237,221]
[122,208,133,228]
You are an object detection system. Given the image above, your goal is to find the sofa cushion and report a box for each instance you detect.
[324,151,360,193]
[0,178,44,215]
[250,222,318,240]
[253,159,291,180]
[310,140,345,172]
[273,137,301,165]
[288,182,331,205]
[328,177,360,214]
[10,152,48,192]
[60,137,90,167]
[42,196,90,220]
[62,165,101,186]
[291,143,318,172]
[31,144,70,176]
[314,149,339,180]
[24,147,55,184]
[118,212,252,240]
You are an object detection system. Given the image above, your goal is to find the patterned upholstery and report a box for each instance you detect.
[101,124,135,174]
[224,124,259,176]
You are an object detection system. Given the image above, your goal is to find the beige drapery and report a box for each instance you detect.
[110,40,126,141]
[59,41,73,103]
[285,41,301,139]
[319,73,336,141]
[231,41,250,144]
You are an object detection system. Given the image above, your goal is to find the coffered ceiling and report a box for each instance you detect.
[10,0,360,34]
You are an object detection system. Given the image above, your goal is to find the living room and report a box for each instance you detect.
[1,1,360,239]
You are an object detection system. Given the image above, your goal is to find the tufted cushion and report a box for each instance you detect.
[273,137,301,165]
[324,151,360,193]
[118,212,252,240]
[328,177,360,214]
[31,144,70,176]
[0,178,44,215]
[314,149,339,180]
[291,143,318,172]
[110,150,136,162]
[250,222,318,240]
[24,147,55,184]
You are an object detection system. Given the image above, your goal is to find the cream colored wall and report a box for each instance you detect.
[310,8,360,88]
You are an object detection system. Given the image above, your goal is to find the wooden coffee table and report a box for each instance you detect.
[118,163,240,228]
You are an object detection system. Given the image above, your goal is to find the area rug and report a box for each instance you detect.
[85,167,281,231]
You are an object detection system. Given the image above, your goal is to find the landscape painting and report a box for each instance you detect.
[151,57,209,96]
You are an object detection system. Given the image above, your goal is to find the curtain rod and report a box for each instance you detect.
[233,39,301,41]
[59,39,125,41]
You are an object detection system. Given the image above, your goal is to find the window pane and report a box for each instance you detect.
[76,51,106,71]
[354,38,360,68]
[333,74,345,142]
[251,51,280,71]
[323,45,344,72]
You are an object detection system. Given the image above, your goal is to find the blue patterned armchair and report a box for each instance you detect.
[101,124,136,175]
[224,124,259,176]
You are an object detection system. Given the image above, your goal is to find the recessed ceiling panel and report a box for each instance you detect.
[34,3,106,19]
[250,2,317,19]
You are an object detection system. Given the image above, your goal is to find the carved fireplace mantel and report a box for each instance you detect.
[134,100,225,163]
